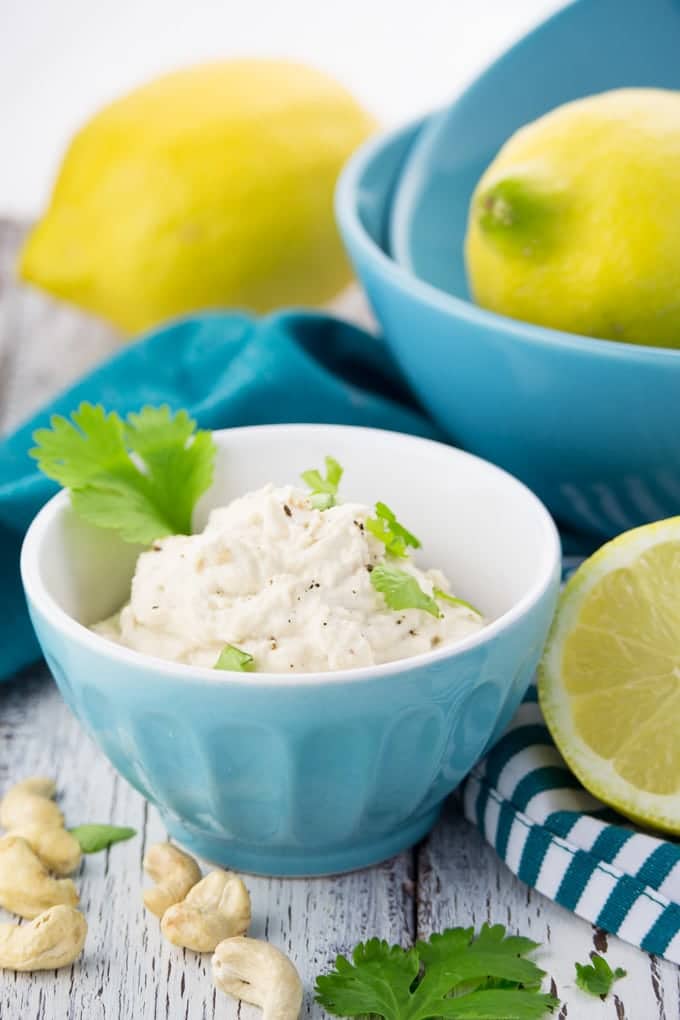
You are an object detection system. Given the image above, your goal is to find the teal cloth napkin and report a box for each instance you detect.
[0,309,441,681]
[465,684,680,965]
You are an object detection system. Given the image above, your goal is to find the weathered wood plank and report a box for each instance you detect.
[0,219,119,434]
[0,668,413,1019]
[417,798,680,1020]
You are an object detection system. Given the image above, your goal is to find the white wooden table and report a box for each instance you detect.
[1,220,678,1019]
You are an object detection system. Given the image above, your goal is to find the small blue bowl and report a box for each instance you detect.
[21,424,559,876]
[336,119,680,539]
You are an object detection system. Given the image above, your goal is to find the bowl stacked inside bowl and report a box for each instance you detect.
[335,0,680,541]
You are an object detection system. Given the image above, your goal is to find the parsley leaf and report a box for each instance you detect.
[30,403,216,546]
[214,645,255,672]
[574,953,626,998]
[302,456,343,509]
[69,824,136,853]
[434,587,482,616]
[366,502,421,558]
[371,563,440,618]
[315,924,559,1020]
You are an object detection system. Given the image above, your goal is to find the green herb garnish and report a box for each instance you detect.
[574,953,626,999]
[371,564,439,618]
[434,587,482,616]
[70,824,136,854]
[302,456,343,510]
[310,493,336,510]
[315,924,559,1020]
[366,502,421,558]
[215,644,255,672]
[30,403,216,546]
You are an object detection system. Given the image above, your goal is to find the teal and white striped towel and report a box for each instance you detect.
[463,684,680,963]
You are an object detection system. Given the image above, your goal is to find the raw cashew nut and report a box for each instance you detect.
[143,842,202,917]
[6,824,82,876]
[0,836,79,918]
[0,777,81,875]
[0,778,64,830]
[161,870,251,952]
[0,904,87,971]
[212,937,303,1020]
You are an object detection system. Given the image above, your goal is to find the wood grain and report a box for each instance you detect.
[1,219,677,1018]
[0,219,119,434]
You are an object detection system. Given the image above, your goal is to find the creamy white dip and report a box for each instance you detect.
[93,484,484,672]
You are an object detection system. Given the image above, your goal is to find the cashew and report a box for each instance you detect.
[0,777,64,830]
[161,870,251,952]
[0,904,87,971]
[6,824,82,876]
[212,937,303,1020]
[0,836,79,918]
[0,777,82,875]
[143,842,202,918]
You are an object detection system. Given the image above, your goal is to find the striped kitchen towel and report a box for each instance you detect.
[463,684,680,964]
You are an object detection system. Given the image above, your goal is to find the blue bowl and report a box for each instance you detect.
[336,115,680,539]
[390,0,680,289]
[21,424,559,876]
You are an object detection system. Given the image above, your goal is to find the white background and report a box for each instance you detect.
[1,0,562,218]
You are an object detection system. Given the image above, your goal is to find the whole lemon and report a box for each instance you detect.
[465,88,680,347]
[19,60,376,334]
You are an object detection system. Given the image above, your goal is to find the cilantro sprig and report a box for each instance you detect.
[574,953,626,999]
[316,924,559,1020]
[371,564,440,618]
[366,502,421,558]
[214,644,255,672]
[30,403,216,546]
[302,456,343,510]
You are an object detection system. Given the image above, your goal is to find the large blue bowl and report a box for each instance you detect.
[390,0,680,290]
[21,424,559,876]
[336,117,680,539]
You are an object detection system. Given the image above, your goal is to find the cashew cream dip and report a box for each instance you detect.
[93,483,485,672]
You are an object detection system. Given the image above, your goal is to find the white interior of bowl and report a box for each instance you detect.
[21,424,560,680]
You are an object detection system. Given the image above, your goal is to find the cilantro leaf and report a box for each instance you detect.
[437,989,559,1018]
[214,644,255,672]
[317,940,420,1020]
[417,925,543,988]
[30,403,216,545]
[70,476,179,547]
[124,406,215,537]
[69,824,136,853]
[366,502,421,558]
[31,403,129,489]
[310,492,336,511]
[575,953,626,998]
[315,924,559,1020]
[371,564,440,618]
[302,456,343,509]
[434,587,482,616]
